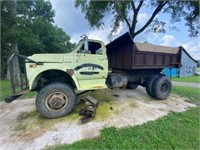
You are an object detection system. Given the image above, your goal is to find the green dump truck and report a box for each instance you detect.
[5,32,181,118]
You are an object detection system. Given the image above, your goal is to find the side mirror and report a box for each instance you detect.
[84,36,88,51]
[80,34,89,51]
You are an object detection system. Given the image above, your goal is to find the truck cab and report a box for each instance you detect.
[72,37,108,90]
[25,36,108,92]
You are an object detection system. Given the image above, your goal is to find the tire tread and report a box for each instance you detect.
[35,82,76,119]
[152,76,171,100]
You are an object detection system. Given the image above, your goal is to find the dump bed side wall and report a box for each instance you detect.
[107,45,133,69]
[132,47,181,69]
[106,32,181,70]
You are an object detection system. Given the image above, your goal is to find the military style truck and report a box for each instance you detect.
[5,32,181,118]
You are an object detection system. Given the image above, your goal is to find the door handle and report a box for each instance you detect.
[98,58,104,60]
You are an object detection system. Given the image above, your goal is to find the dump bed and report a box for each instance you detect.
[106,32,181,70]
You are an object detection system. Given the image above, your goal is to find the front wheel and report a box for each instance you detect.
[35,82,76,119]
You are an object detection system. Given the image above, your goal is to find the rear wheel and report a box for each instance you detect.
[145,75,159,97]
[152,76,172,100]
[35,82,76,118]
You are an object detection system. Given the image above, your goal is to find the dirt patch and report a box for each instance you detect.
[0,87,196,150]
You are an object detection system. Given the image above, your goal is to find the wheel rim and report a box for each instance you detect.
[161,82,168,95]
[45,92,68,112]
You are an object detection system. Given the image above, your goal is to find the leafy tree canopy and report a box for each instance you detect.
[75,0,200,39]
[1,0,75,79]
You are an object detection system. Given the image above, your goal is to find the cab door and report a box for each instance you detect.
[74,41,108,90]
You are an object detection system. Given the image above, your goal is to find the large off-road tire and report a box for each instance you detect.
[145,75,159,97]
[127,83,138,89]
[152,76,172,100]
[35,82,76,119]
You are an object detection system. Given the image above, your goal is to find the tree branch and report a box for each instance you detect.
[133,1,168,38]
[136,0,144,12]
[131,0,136,13]
[122,15,131,31]
[119,1,131,32]
[130,1,144,36]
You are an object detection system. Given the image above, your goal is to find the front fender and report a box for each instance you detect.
[28,64,80,90]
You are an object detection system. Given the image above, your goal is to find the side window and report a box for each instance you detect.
[88,42,103,55]
[78,42,102,55]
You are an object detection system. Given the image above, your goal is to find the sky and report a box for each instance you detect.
[50,0,200,60]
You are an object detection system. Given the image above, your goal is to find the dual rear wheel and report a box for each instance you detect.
[145,75,172,100]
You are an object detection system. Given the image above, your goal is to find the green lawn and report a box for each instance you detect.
[197,67,200,72]
[172,86,200,103]
[48,107,199,150]
[48,86,200,150]
[0,80,36,101]
[171,75,200,83]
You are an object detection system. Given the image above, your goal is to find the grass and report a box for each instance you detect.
[172,86,200,103]
[0,80,36,101]
[197,67,200,72]
[48,86,200,150]
[48,107,200,150]
[171,75,200,83]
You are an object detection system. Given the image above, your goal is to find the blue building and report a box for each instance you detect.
[164,68,178,77]
[164,47,198,77]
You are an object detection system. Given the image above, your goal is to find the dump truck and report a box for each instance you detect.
[5,32,182,118]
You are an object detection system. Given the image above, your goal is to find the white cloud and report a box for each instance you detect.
[137,13,149,22]
[70,17,125,44]
[182,41,200,60]
[50,0,90,36]
[50,1,200,60]
[70,23,122,44]
[160,34,200,60]
[50,0,125,44]
[161,35,177,46]
[70,29,111,44]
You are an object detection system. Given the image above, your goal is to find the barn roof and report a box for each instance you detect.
[180,47,198,63]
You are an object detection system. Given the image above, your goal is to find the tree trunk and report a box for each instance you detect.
[6,0,21,86]
[6,44,21,86]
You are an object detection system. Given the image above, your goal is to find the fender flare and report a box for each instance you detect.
[29,66,80,90]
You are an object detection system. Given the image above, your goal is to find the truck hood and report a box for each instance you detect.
[27,53,73,63]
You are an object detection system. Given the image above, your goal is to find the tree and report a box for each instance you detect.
[19,18,75,56]
[75,0,200,39]
[1,0,21,83]
[1,0,75,79]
